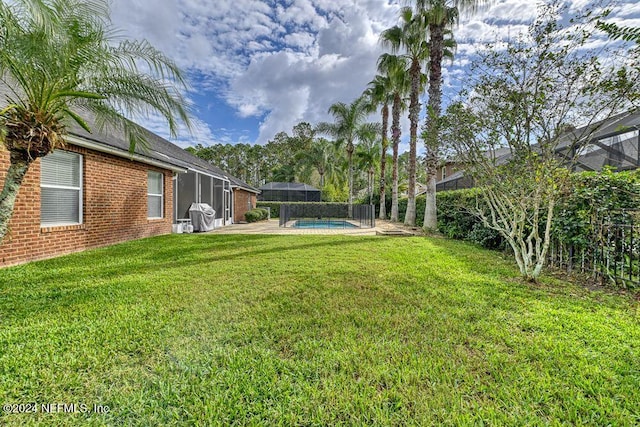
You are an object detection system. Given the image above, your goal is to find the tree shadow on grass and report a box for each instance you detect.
[0,234,380,320]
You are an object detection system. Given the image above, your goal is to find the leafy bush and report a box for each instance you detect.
[256,208,270,219]
[433,189,504,249]
[430,169,640,251]
[321,182,348,202]
[554,168,640,247]
[245,209,267,223]
[257,202,281,218]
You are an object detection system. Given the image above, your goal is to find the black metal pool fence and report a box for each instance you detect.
[279,203,375,228]
[549,210,639,288]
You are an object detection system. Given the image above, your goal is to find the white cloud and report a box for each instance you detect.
[108,0,640,150]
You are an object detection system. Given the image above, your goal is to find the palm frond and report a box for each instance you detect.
[0,0,191,157]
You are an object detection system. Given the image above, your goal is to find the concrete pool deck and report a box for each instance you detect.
[206,219,423,236]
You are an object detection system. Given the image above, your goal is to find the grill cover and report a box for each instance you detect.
[189,203,216,232]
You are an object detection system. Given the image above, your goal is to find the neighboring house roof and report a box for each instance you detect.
[436,109,640,190]
[228,175,260,194]
[556,110,640,151]
[259,182,320,192]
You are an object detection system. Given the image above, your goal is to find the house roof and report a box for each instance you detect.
[228,175,260,194]
[0,84,230,181]
[259,182,320,192]
[556,110,640,152]
[436,109,640,188]
[66,110,229,180]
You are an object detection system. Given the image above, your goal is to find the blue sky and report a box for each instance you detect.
[109,0,640,152]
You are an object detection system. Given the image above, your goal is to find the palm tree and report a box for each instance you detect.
[364,75,391,219]
[377,53,410,222]
[415,0,491,229]
[381,7,429,226]
[355,136,381,205]
[0,0,190,241]
[297,137,335,188]
[317,96,378,217]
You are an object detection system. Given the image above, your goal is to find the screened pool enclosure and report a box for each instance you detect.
[174,170,231,228]
[258,182,321,202]
[436,111,640,192]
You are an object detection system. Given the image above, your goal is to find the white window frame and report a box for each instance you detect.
[40,151,83,227]
[147,171,164,219]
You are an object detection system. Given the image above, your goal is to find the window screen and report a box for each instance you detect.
[213,177,224,219]
[40,150,82,226]
[148,171,164,218]
[177,171,197,219]
[200,175,213,207]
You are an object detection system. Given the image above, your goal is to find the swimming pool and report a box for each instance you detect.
[293,219,357,229]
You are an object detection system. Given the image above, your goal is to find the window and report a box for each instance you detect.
[40,150,82,226]
[147,171,164,219]
[441,165,447,180]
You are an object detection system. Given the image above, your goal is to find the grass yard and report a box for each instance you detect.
[0,234,639,426]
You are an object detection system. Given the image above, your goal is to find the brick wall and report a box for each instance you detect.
[233,189,257,223]
[0,143,173,267]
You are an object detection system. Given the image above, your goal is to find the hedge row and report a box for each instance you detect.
[554,168,640,247]
[257,202,349,219]
[390,168,640,250]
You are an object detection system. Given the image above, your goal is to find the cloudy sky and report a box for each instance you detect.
[109,0,640,150]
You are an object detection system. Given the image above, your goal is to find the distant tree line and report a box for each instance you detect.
[186,121,423,203]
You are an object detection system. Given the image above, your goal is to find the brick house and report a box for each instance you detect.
[0,130,186,267]
[0,114,246,267]
[229,176,259,223]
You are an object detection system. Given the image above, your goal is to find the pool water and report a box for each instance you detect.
[293,219,357,229]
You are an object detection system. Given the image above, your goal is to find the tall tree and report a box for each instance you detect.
[381,7,429,226]
[440,3,635,280]
[377,53,410,222]
[317,96,377,217]
[297,137,336,188]
[0,0,190,242]
[364,74,391,219]
[415,0,492,230]
[355,135,381,205]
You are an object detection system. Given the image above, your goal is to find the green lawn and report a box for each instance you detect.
[1,234,639,426]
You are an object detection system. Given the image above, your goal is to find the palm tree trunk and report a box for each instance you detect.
[379,102,389,219]
[423,23,445,230]
[347,142,354,218]
[404,58,420,226]
[391,93,401,222]
[0,154,31,242]
[369,167,374,205]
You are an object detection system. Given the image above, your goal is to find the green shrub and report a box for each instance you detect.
[321,182,348,202]
[554,168,640,247]
[430,169,640,251]
[245,209,266,223]
[256,208,270,219]
[256,202,281,218]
